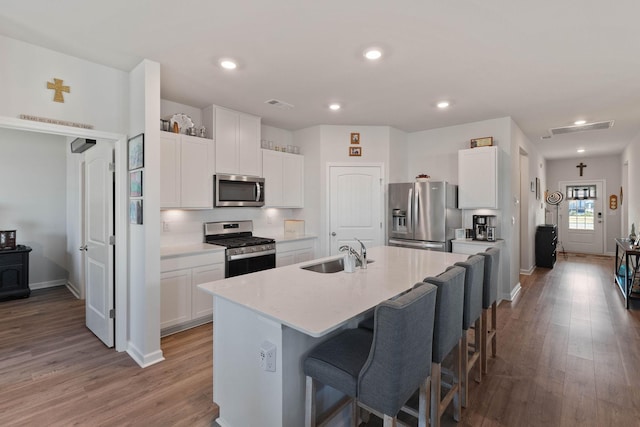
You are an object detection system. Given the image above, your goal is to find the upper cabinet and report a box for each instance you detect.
[204,105,262,177]
[458,146,498,209]
[262,149,304,208]
[160,132,214,209]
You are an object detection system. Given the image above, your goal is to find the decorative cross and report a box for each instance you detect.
[576,162,587,176]
[46,78,70,103]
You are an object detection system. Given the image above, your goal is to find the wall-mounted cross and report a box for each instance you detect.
[576,162,587,176]
[46,78,70,103]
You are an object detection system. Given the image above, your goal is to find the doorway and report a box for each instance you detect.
[0,117,128,351]
[558,180,605,254]
[327,165,384,255]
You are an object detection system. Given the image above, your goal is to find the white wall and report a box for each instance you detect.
[547,155,622,254]
[0,128,68,287]
[622,136,640,237]
[388,127,408,183]
[0,35,128,133]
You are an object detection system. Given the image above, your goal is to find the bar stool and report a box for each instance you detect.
[454,255,485,408]
[423,265,466,427]
[478,247,500,374]
[303,283,438,427]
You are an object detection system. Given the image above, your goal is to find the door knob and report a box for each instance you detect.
[331,232,336,236]
[79,245,88,252]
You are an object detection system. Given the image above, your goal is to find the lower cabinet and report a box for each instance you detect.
[451,239,503,255]
[276,238,316,267]
[160,251,224,335]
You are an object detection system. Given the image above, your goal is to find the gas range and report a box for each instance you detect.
[204,221,276,277]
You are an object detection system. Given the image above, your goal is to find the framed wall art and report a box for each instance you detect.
[128,133,144,170]
[350,132,360,144]
[130,170,143,197]
[349,146,362,157]
[470,136,493,148]
[129,200,143,225]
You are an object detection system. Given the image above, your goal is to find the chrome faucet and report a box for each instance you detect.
[354,238,367,269]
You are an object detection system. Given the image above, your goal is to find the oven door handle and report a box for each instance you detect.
[227,249,276,261]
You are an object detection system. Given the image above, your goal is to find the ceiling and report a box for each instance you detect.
[1,0,639,159]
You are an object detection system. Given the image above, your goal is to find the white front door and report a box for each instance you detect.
[329,165,383,255]
[84,141,115,347]
[558,180,604,254]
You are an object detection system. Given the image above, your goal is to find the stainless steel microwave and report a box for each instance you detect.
[214,174,265,207]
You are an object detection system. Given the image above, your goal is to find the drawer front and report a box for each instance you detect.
[161,252,225,272]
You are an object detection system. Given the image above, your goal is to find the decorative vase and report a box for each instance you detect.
[630,223,636,242]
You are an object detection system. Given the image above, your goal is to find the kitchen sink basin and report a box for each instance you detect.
[301,258,374,273]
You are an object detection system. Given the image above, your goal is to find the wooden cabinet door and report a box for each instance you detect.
[294,248,314,264]
[262,149,283,207]
[191,263,224,319]
[181,135,212,208]
[160,269,192,329]
[283,153,304,208]
[276,252,296,268]
[458,146,498,209]
[215,108,239,174]
[238,113,261,176]
[160,132,181,208]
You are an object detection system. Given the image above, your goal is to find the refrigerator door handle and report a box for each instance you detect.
[407,187,413,232]
[414,188,420,227]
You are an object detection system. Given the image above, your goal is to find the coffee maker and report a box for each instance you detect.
[473,215,496,241]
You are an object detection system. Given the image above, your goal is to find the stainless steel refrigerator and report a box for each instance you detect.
[388,181,461,251]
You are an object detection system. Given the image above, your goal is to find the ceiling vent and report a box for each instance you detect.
[549,120,614,136]
[264,99,294,110]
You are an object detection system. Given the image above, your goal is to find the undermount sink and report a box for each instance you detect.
[301,257,374,273]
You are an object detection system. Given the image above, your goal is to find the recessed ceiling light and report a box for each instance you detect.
[577,148,585,153]
[437,101,450,109]
[364,49,382,60]
[220,59,237,70]
[574,120,586,125]
[329,103,341,111]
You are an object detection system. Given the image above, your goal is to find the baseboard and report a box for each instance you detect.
[127,342,165,368]
[520,265,536,275]
[30,279,67,290]
[604,251,615,257]
[509,282,522,301]
[161,316,212,337]
[65,282,81,299]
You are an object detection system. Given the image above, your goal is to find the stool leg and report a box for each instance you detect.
[491,301,497,357]
[474,316,483,383]
[351,398,358,427]
[461,329,469,408]
[453,339,461,423]
[419,376,430,427]
[481,308,488,374]
[430,362,441,427]
[383,414,397,427]
[305,376,316,427]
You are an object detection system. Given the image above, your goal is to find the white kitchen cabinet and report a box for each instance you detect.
[451,238,503,255]
[213,107,262,176]
[262,149,304,208]
[160,131,214,209]
[276,238,316,267]
[160,250,225,335]
[458,146,499,209]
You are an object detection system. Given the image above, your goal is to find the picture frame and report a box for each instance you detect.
[130,170,143,197]
[350,132,360,144]
[129,200,143,225]
[128,133,144,170]
[535,177,541,200]
[470,136,493,148]
[349,146,362,157]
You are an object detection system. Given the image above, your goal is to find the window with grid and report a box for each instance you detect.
[566,185,596,231]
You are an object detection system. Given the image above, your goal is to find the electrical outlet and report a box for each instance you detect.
[259,341,276,372]
[162,221,170,232]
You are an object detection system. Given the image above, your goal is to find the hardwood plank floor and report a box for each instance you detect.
[1,253,639,426]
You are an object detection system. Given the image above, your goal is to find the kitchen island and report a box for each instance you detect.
[198,245,468,427]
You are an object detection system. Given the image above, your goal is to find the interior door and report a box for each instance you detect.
[559,180,604,254]
[329,166,383,255]
[84,141,115,347]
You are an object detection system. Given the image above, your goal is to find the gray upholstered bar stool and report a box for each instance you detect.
[303,283,438,427]
[478,247,500,374]
[422,265,466,427]
[453,255,485,408]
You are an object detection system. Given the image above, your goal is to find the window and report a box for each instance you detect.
[567,199,594,230]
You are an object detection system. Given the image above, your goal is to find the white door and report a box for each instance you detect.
[558,180,604,254]
[84,141,115,347]
[329,166,383,255]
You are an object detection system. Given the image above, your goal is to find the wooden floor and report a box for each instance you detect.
[1,253,639,426]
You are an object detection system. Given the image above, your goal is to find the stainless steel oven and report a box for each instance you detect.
[204,221,276,278]
[214,174,265,207]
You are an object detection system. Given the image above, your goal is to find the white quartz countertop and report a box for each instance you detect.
[198,246,468,337]
[160,243,225,258]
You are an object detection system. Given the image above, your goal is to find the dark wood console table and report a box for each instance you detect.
[614,238,640,309]
[0,245,32,300]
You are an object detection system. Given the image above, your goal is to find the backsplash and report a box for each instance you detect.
[160,208,301,246]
